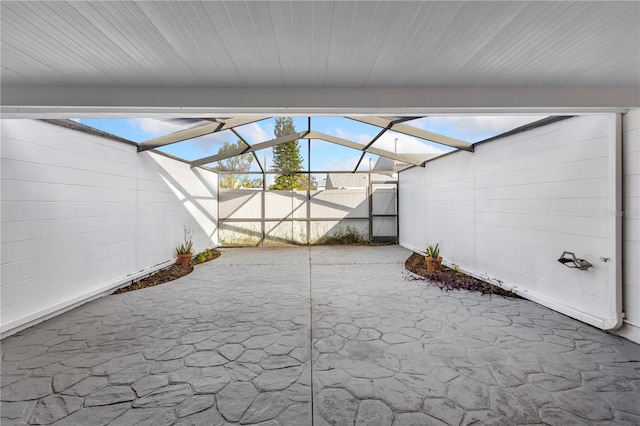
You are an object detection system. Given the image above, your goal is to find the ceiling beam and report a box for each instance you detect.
[388,117,420,125]
[190,131,309,168]
[217,116,268,130]
[2,87,635,118]
[345,116,391,128]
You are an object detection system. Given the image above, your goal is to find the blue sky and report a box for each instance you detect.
[78,115,546,172]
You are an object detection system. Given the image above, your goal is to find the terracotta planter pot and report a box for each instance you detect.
[177,253,192,266]
[425,256,443,272]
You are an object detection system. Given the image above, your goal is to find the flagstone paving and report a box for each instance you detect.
[2,246,639,425]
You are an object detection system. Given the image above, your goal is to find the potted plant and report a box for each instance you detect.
[425,243,442,272]
[176,226,194,266]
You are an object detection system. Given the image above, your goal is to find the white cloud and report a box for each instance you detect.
[320,154,362,171]
[128,118,185,137]
[128,118,240,153]
[333,128,373,145]
[411,116,548,142]
[196,121,270,154]
[241,122,269,144]
[195,132,236,152]
[330,127,449,155]
[376,133,450,155]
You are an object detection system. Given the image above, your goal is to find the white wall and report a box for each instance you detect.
[618,109,640,342]
[1,120,218,336]
[399,115,635,339]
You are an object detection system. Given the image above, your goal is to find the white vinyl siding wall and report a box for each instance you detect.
[1,120,218,336]
[619,108,640,342]
[399,115,637,341]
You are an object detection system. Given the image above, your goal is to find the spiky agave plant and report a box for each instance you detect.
[425,243,440,259]
[176,226,193,254]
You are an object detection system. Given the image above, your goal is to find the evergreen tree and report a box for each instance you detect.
[270,117,306,190]
[217,140,260,188]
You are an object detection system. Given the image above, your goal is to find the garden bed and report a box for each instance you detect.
[113,249,221,294]
[405,252,519,298]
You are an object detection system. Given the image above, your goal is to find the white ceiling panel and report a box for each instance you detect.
[1,1,638,114]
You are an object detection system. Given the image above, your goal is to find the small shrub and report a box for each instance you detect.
[193,248,221,264]
[315,226,367,245]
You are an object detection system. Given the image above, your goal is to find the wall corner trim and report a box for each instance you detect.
[608,113,624,330]
[603,313,625,331]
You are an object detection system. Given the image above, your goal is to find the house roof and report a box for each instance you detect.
[326,174,369,189]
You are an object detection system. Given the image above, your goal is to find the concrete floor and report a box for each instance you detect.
[1,246,639,425]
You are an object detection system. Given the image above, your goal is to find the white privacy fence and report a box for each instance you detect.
[219,184,397,245]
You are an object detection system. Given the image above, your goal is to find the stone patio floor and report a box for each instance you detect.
[2,246,639,425]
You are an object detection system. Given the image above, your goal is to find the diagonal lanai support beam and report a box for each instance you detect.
[190,131,310,168]
[231,128,264,173]
[138,116,268,152]
[217,116,269,131]
[138,122,221,152]
[345,116,473,152]
[189,126,440,170]
[306,131,438,166]
[191,129,438,169]
[353,117,407,171]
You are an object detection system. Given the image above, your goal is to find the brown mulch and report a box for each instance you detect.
[405,252,440,277]
[405,252,519,298]
[113,249,221,294]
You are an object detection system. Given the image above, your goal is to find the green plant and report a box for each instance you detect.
[270,117,306,190]
[314,226,367,245]
[193,248,221,264]
[425,243,440,258]
[404,253,519,299]
[176,226,194,254]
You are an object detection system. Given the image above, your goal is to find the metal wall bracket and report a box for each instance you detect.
[558,251,593,270]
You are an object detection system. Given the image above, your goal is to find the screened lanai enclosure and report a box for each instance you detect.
[52,115,551,246]
[3,108,640,426]
[3,111,639,346]
[2,1,639,424]
[5,111,638,344]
